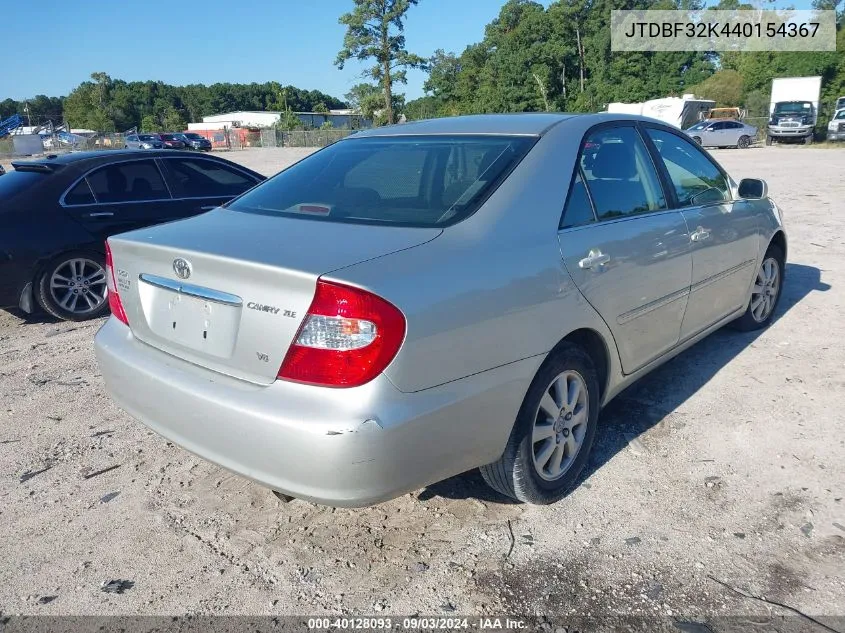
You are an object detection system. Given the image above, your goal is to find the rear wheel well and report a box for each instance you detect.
[552,329,609,402]
[769,230,787,263]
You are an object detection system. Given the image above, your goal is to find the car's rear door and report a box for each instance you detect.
[157,156,263,215]
[61,158,180,243]
[643,126,759,339]
[558,123,692,375]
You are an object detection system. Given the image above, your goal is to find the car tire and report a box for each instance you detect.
[480,343,600,504]
[737,135,751,149]
[692,136,702,145]
[35,251,110,322]
[765,135,773,146]
[731,244,784,332]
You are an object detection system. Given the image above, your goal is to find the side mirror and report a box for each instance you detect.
[738,178,768,200]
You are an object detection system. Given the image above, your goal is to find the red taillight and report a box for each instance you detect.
[278,280,406,388]
[104,241,129,326]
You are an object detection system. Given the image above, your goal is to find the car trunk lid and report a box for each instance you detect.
[108,208,440,384]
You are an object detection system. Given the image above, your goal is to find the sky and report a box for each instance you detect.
[1,0,548,103]
[1,0,817,104]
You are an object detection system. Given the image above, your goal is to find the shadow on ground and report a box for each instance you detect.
[423,262,829,503]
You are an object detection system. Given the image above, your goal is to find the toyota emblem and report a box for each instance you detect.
[173,258,192,279]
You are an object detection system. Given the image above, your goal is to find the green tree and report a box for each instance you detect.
[345,83,384,120]
[275,109,302,130]
[335,0,426,124]
[162,107,186,131]
[140,114,159,132]
[689,70,744,107]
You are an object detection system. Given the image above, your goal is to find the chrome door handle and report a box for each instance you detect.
[198,205,217,211]
[84,211,114,218]
[579,249,611,269]
[690,227,711,242]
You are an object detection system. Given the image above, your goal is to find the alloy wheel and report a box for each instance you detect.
[49,258,108,316]
[750,257,780,323]
[531,370,589,481]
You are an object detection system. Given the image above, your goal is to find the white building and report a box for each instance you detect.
[193,110,368,131]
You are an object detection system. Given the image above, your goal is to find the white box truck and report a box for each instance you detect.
[766,76,822,145]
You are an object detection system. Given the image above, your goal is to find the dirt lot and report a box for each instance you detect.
[1,146,843,625]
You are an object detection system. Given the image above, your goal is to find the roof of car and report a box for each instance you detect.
[16,149,211,166]
[351,113,578,137]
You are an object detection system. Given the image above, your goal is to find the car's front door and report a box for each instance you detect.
[644,126,759,340]
[61,159,180,243]
[157,156,263,215]
[558,124,693,374]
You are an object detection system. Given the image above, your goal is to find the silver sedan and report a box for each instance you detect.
[684,119,758,148]
[95,113,787,506]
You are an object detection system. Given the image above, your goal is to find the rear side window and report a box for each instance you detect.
[579,126,666,220]
[645,128,730,206]
[227,135,536,227]
[560,170,595,229]
[64,180,96,205]
[163,158,257,198]
[86,160,169,203]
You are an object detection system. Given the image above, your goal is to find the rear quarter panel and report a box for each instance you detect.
[0,169,99,307]
[330,117,624,394]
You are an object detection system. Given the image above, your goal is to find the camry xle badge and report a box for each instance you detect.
[247,302,281,315]
[173,258,192,279]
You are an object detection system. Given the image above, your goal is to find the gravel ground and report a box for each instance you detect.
[0,146,843,624]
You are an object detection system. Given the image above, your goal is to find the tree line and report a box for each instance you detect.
[1,74,346,132]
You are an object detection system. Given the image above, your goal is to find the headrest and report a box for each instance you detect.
[590,143,637,180]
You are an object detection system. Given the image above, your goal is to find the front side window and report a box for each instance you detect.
[646,128,730,207]
[86,160,169,203]
[227,135,536,227]
[579,126,666,220]
[164,158,257,198]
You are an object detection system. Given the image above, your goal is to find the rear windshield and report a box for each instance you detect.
[227,135,536,227]
[0,170,44,203]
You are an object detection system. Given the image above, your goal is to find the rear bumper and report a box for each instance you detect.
[94,317,538,506]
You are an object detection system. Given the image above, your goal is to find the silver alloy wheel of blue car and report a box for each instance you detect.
[532,370,589,481]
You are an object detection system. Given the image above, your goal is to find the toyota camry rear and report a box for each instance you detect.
[94,126,541,506]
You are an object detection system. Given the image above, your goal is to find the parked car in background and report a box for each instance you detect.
[0,150,264,321]
[125,133,165,150]
[159,133,187,149]
[826,109,845,142]
[685,119,758,148]
[96,113,787,508]
[177,132,213,152]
